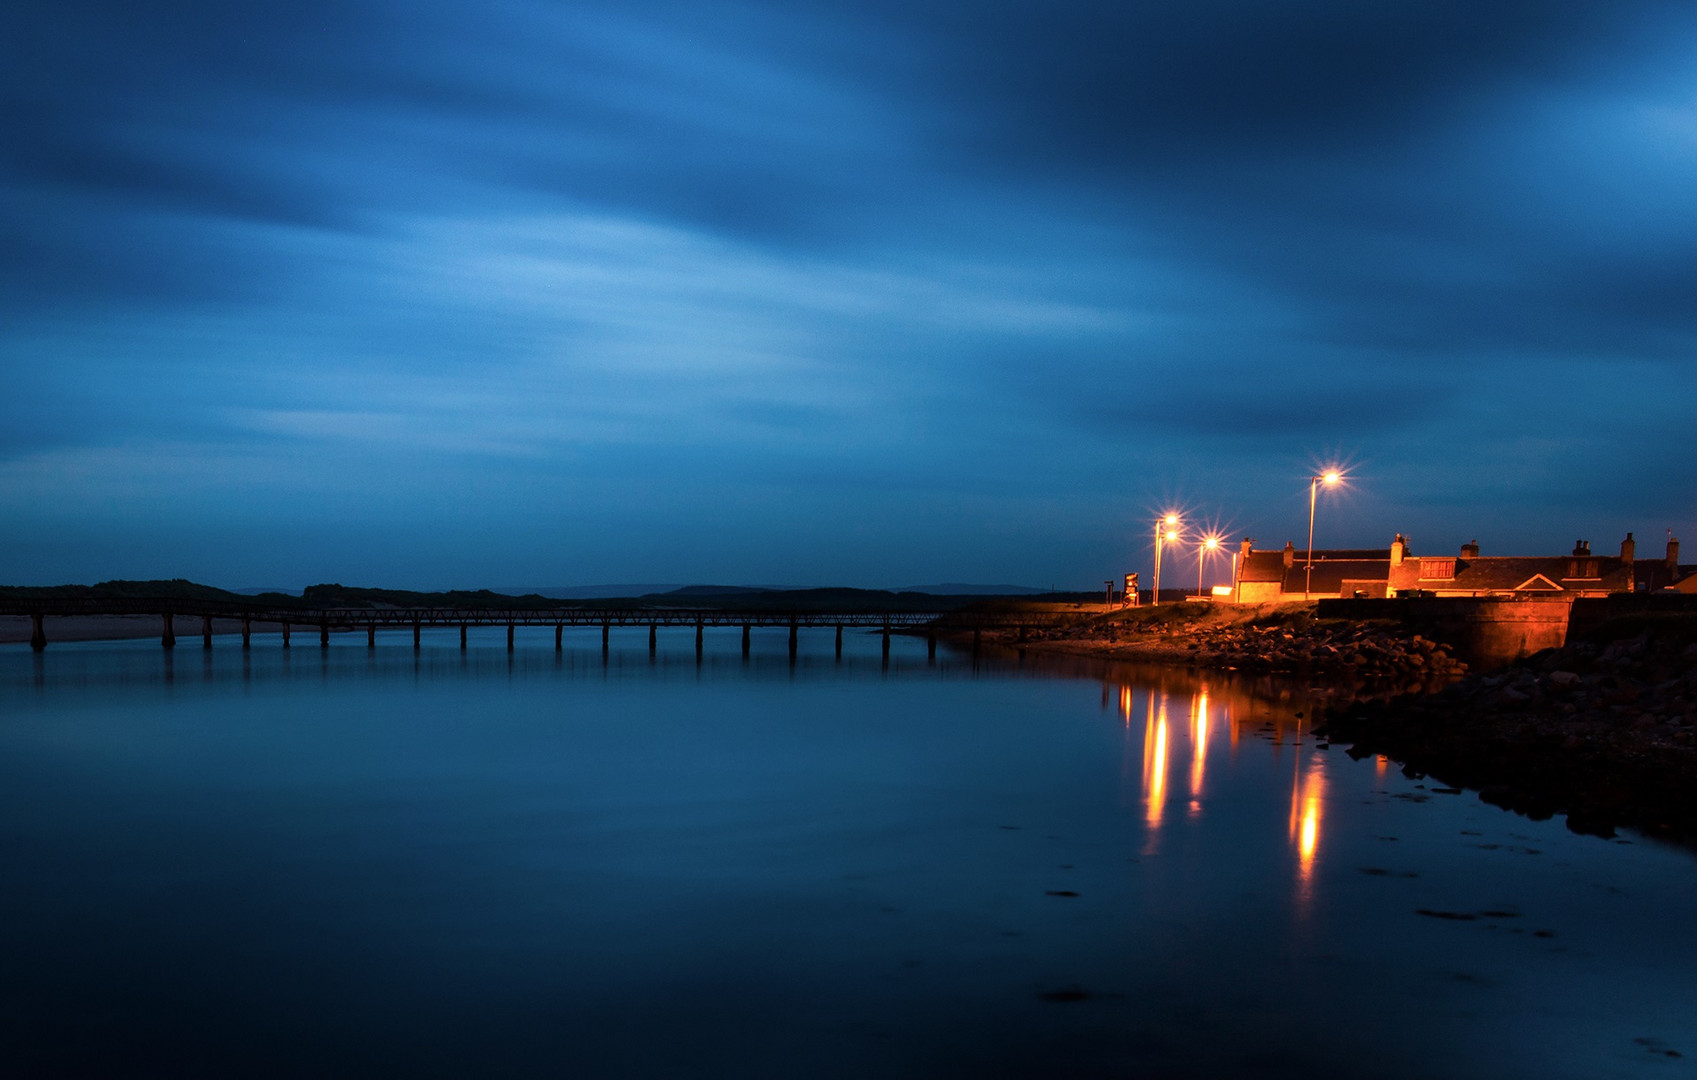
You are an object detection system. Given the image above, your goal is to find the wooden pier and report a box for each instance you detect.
[3,596,1070,659]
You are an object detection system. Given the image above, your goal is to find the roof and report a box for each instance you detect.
[1234,544,1673,597]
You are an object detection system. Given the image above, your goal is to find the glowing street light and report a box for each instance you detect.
[1153,513,1180,606]
[1305,471,1344,601]
[1198,534,1221,596]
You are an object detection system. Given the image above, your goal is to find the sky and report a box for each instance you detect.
[3,0,1696,590]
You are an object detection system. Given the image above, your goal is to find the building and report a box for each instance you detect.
[1231,533,1691,602]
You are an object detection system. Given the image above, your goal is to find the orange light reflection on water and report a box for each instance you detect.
[1142,693,1169,830]
[1290,759,1326,906]
[1189,689,1209,814]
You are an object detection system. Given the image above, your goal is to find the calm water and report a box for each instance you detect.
[2,629,1694,1079]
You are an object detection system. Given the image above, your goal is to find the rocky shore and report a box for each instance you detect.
[1008,604,1468,680]
[1317,615,1697,842]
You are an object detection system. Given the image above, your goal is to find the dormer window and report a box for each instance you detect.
[1419,558,1455,580]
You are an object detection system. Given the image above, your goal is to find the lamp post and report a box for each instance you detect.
[1153,514,1180,606]
[1305,471,1342,601]
[1198,535,1220,597]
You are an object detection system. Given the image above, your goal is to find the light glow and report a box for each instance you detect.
[1143,694,1169,829]
[1190,689,1209,800]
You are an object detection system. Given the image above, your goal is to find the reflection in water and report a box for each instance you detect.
[1142,692,1169,833]
[1110,664,1334,907]
[1291,757,1326,906]
[1189,688,1209,812]
[4,638,1690,1080]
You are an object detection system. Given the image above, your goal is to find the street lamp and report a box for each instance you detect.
[1198,534,1221,596]
[1153,513,1180,606]
[1305,471,1343,601]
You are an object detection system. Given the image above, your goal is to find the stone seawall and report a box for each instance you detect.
[1314,594,1697,669]
[1315,597,1574,669]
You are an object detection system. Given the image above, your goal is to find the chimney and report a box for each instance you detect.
[1240,537,1253,561]
[1282,541,1295,569]
[1460,539,1479,560]
[1390,534,1406,567]
[1620,532,1635,563]
[1572,539,1590,556]
[1670,535,1681,574]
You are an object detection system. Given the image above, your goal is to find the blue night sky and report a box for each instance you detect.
[4,1,1695,590]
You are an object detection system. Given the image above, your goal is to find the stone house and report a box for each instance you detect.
[1231,533,1690,602]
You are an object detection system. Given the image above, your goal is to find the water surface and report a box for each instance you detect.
[2,629,1693,1078]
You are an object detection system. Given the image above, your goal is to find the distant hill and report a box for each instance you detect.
[492,584,689,600]
[894,583,1050,595]
[1,579,1088,613]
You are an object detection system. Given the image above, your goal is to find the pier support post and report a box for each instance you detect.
[456,624,464,650]
[555,624,563,651]
[282,622,290,649]
[882,621,891,658]
[412,621,420,650]
[834,624,842,658]
[320,621,330,649]
[162,613,176,649]
[741,624,750,656]
[649,624,657,655]
[507,624,515,652]
[788,621,799,660]
[972,628,981,655]
[927,633,936,661]
[368,624,376,648]
[29,613,46,651]
[602,623,610,653]
[695,622,704,656]
[242,617,252,650]
[204,616,215,650]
